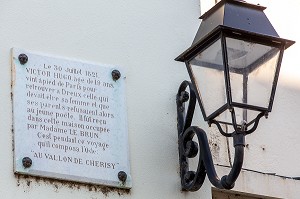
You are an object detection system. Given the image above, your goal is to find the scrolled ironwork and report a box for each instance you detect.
[176,81,265,191]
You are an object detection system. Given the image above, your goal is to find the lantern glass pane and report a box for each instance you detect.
[189,38,226,118]
[226,37,280,110]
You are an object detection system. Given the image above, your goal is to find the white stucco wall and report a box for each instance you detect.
[0,0,213,199]
[1,0,299,198]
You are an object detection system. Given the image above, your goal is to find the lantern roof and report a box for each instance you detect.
[175,0,295,62]
[193,0,278,43]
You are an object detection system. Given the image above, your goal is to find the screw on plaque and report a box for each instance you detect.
[112,70,121,81]
[118,171,127,183]
[18,54,28,65]
[22,157,32,168]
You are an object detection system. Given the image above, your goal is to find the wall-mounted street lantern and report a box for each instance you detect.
[175,0,295,191]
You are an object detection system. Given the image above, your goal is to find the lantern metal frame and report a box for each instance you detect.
[175,0,295,191]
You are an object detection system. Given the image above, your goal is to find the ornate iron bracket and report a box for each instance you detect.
[176,81,264,191]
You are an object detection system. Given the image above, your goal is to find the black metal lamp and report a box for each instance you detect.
[175,0,295,191]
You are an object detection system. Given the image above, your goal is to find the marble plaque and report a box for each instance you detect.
[12,48,131,189]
